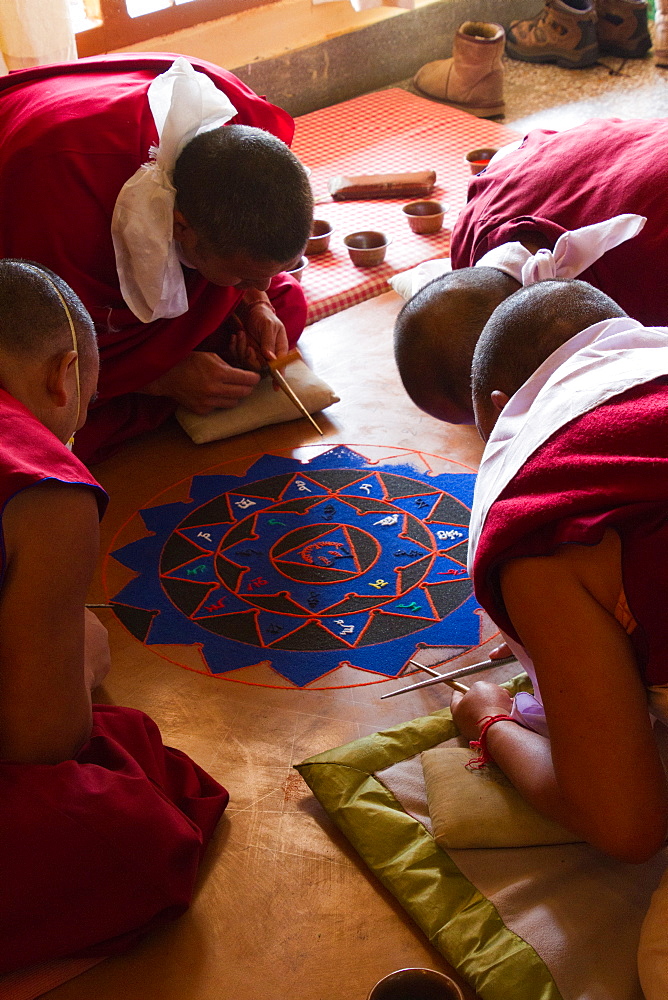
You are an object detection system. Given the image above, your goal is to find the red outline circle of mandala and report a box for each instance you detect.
[103,444,493,689]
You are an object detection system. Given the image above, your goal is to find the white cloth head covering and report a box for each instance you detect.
[475,213,646,286]
[111,57,238,324]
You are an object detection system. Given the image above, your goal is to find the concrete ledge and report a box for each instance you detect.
[231,0,538,115]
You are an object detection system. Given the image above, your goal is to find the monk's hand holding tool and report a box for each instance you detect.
[450,681,513,742]
[230,306,324,435]
[236,290,289,370]
[142,350,259,414]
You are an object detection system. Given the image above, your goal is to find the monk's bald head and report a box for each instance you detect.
[472,279,626,438]
[174,124,313,265]
[0,260,96,367]
[393,267,520,424]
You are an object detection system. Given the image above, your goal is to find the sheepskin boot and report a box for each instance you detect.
[506,0,599,67]
[595,0,651,57]
[414,21,505,119]
[654,0,668,65]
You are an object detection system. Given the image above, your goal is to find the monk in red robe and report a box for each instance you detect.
[395,118,668,425]
[451,119,668,326]
[0,260,228,972]
[0,54,313,464]
[449,278,668,998]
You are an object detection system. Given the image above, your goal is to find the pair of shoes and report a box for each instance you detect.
[414,21,505,119]
[506,0,651,68]
[654,0,668,66]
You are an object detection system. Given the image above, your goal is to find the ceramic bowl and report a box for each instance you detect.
[305,219,332,255]
[286,255,308,282]
[464,147,499,175]
[343,230,391,267]
[367,967,465,1000]
[402,199,447,235]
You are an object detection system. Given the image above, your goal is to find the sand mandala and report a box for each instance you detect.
[105,445,483,688]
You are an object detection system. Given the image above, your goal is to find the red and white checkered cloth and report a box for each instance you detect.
[290,89,520,324]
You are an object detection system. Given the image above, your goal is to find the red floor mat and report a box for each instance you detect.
[291,89,520,324]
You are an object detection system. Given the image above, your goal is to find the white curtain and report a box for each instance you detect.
[0,0,77,75]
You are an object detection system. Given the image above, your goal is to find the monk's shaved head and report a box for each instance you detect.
[0,259,96,364]
[393,267,520,424]
[472,279,626,436]
[174,124,313,265]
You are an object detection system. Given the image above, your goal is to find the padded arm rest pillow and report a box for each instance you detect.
[176,359,339,444]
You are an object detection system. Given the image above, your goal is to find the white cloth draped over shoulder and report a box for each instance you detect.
[467,317,668,735]
[111,57,238,324]
[475,212,646,286]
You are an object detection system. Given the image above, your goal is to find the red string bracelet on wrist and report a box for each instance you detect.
[467,714,517,770]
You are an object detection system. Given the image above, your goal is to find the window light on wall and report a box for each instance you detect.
[71,0,276,56]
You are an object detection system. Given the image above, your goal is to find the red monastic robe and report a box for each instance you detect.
[451,118,668,327]
[473,378,668,688]
[0,389,228,972]
[0,54,306,463]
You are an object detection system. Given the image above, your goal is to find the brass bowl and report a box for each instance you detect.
[306,219,332,255]
[343,230,391,267]
[367,967,465,1000]
[464,147,499,174]
[402,199,447,235]
[286,255,309,282]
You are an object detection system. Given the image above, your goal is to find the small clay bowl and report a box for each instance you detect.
[465,147,499,175]
[343,230,391,267]
[286,255,308,282]
[367,967,465,1000]
[305,219,332,255]
[402,199,446,235]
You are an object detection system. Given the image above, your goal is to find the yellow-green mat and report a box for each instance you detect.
[295,675,563,1000]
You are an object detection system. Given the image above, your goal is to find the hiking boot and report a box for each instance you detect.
[506,0,599,68]
[655,0,668,67]
[595,0,651,56]
[414,21,505,118]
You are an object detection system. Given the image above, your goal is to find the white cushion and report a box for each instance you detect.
[388,257,452,300]
[422,747,582,849]
[176,358,339,444]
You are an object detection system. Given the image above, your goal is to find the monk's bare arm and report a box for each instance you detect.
[0,482,103,763]
[454,535,668,862]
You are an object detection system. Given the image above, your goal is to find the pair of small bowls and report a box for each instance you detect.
[305,219,390,268]
[341,200,446,267]
[303,207,444,271]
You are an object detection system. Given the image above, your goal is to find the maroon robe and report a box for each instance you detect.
[0,54,307,464]
[0,389,228,972]
[451,118,668,327]
[472,378,668,687]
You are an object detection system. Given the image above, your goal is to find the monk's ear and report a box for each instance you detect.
[46,350,78,408]
[490,390,509,414]
[173,208,193,243]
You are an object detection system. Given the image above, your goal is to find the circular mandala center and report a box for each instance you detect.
[270,523,380,585]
